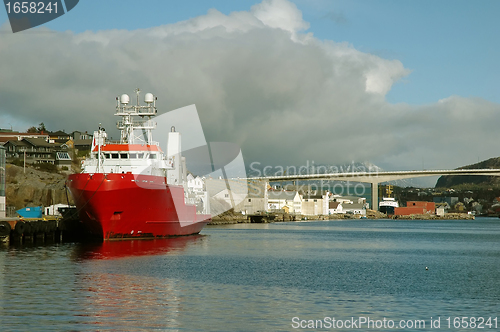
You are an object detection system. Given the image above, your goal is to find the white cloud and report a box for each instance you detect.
[251,0,309,39]
[0,0,498,182]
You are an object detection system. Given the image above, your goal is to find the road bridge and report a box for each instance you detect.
[249,169,500,209]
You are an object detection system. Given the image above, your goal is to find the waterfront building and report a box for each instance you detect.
[394,201,436,216]
[329,195,368,215]
[301,192,329,215]
[436,207,445,216]
[331,194,367,205]
[206,179,267,215]
[328,201,343,214]
[342,203,367,216]
[267,190,302,214]
[408,201,435,212]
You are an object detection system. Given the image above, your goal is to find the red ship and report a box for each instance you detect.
[67,90,211,240]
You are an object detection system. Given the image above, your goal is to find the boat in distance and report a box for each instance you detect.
[67,89,211,240]
[378,185,398,216]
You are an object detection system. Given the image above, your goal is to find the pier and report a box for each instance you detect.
[0,215,83,244]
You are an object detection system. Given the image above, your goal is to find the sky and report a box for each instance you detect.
[0,0,499,185]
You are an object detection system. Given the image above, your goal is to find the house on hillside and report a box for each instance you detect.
[73,139,92,152]
[48,130,71,144]
[4,137,70,165]
[71,131,93,153]
[71,131,92,141]
[0,132,49,145]
[55,151,72,168]
[433,196,459,206]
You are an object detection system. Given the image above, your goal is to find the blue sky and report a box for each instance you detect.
[2,0,498,105]
[1,0,500,180]
[305,0,500,105]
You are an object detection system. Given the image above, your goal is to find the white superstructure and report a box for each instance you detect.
[81,89,175,177]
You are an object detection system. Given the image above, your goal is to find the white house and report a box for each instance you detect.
[331,195,366,205]
[187,173,205,192]
[342,203,366,216]
[328,201,343,214]
[328,194,368,215]
[267,190,302,214]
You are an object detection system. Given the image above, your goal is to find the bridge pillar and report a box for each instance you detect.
[371,182,379,210]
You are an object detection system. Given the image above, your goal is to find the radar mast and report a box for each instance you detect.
[115,89,158,144]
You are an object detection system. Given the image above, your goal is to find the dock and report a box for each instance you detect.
[0,215,84,244]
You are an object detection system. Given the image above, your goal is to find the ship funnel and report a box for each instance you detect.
[167,128,182,185]
[120,94,130,105]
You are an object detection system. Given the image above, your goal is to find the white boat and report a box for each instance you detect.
[379,197,399,215]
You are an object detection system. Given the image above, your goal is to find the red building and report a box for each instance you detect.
[394,201,436,216]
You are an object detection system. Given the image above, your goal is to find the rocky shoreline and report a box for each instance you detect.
[208,210,476,225]
[392,213,475,220]
[5,165,71,212]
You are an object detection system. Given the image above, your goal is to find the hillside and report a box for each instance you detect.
[5,164,73,211]
[435,157,500,188]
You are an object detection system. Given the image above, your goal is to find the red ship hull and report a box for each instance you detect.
[66,173,211,240]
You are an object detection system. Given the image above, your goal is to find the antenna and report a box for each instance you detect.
[135,88,141,106]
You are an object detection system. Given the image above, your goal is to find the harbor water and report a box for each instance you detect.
[1,218,499,331]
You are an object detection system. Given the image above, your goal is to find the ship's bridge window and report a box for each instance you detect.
[138,153,144,159]
[111,153,119,159]
[104,153,110,159]
[149,153,157,159]
[129,153,137,159]
[120,153,128,159]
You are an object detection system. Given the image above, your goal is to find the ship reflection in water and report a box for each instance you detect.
[75,235,206,260]
[72,235,206,330]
